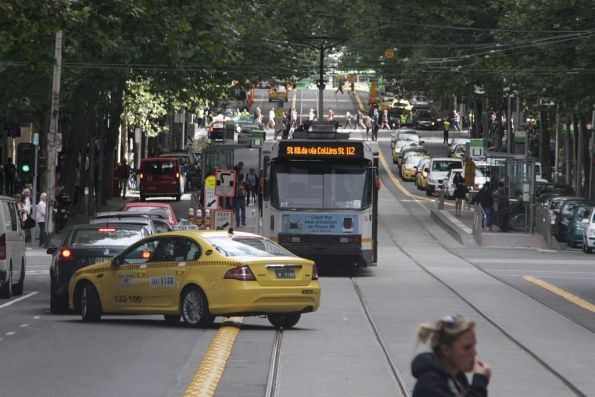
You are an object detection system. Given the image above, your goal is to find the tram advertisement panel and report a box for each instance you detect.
[281,213,359,234]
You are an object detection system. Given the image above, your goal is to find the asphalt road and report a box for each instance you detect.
[1,89,594,396]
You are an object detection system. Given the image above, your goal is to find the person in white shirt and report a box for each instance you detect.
[268,108,276,130]
[22,188,32,242]
[35,192,48,248]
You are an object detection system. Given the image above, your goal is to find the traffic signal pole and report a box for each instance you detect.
[46,31,63,234]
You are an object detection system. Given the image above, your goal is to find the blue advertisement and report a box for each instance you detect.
[281,213,359,234]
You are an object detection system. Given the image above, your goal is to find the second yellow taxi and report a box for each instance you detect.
[68,230,320,329]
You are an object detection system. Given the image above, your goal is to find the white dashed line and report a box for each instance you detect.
[0,292,38,309]
[6,332,16,336]
[33,316,40,320]
[19,324,28,328]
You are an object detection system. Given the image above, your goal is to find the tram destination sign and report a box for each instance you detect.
[279,142,364,159]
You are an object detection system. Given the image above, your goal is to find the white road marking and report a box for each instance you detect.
[26,270,49,275]
[33,316,40,320]
[19,324,28,328]
[6,332,16,336]
[0,292,39,309]
[468,258,595,265]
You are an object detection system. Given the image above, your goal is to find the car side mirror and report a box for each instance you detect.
[112,257,122,267]
[424,167,430,173]
[46,247,57,255]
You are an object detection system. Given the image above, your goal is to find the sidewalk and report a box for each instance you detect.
[431,196,548,249]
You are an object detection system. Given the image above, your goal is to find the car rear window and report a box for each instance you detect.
[432,161,462,171]
[70,226,145,247]
[202,236,276,257]
[124,206,170,219]
[232,237,295,257]
[399,134,419,142]
[144,161,176,175]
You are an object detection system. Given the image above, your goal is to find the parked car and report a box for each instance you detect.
[0,196,26,299]
[48,223,151,313]
[555,199,595,242]
[536,182,574,201]
[566,204,594,248]
[443,168,489,199]
[582,207,595,253]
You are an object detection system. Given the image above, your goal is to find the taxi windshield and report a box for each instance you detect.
[432,161,462,172]
[70,226,145,247]
[399,133,419,142]
[202,236,275,257]
[125,207,170,219]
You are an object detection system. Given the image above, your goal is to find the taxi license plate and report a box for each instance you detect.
[275,269,295,279]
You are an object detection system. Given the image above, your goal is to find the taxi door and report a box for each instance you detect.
[100,238,164,313]
[143,237,199,310]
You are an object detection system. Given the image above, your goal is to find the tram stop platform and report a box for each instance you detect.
[431,199,548,249]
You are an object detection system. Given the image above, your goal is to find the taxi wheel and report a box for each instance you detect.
[80,283,102,322]
[267,312,301,329]
[164,314,181,324]
[181,287,213,328]
[0,264,11,299]
[12,261,24,296]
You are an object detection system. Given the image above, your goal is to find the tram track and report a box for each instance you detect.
[377,162,589,397]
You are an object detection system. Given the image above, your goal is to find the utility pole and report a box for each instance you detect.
[506,94,512,153]
[317,46,326,119]
[590,105,595,199]
[46,31,63,234]
[554,105,560,183]
[576,116,584,197]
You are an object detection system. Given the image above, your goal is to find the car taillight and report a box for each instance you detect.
[312,264,319,280]
[208,127,214,133]
[60,248,73,260]
[224,266,256,281]
[98,228,116,232]
[0,234,5,260]
[176,172,180,178]
[139,172,144,179]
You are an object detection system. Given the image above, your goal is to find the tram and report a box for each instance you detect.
[260,122,379,268]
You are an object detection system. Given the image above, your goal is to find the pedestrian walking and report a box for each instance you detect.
[308,108,316,122]
[4,158,16,196]
[254,107,263,124]
[493,181,510,232]
[35,192,48,248]
[22,188,32,242]
[380,109,391,130]
[335,77,344,94]
[412,314,491,397]
[371,106,379,141]
[234,174,246,227]
[453,110,461,132]
[116,160,129,199]
[268,108,276,130]
[245,167,258,205]
[328,107,334,121]
[452,171,467,217]
[290,108,298,128]
[345,111,354,129]
[472,183,494,231]
[443,118,451,144]
[356,111,365,130]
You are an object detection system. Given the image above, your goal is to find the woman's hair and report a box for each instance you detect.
[416,315,475,356]
[40,192,47,200]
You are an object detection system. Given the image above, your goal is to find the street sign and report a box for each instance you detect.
[211,209,233,230]
[203,175,218,210]
[215,168,236,197]
[469,138,485,159]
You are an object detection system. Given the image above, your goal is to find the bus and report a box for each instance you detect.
[260,122,379,269]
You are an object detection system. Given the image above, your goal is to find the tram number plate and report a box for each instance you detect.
[275,269,295,279]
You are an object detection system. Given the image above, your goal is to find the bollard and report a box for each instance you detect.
[438,188,445,210]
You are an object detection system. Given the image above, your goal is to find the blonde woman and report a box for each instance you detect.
[412,315,491,396]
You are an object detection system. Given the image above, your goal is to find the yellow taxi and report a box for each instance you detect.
[68,230,320,329]
[401,154,430,181]
[268,84,288,102]
[415,158,431,191]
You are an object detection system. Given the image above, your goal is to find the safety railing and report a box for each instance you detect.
[472,204,486,245]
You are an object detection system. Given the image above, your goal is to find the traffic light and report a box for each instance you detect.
[17,143,35,183]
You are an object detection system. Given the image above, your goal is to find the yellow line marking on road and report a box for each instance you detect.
[523,275,595,313]
[184,317,244,397]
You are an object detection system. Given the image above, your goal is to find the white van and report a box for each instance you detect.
[0,196,26,298]
[425,158,464,196]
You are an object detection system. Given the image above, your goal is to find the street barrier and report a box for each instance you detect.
[472,204,485,246]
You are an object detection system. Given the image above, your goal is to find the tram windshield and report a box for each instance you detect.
[272,163,372,210]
